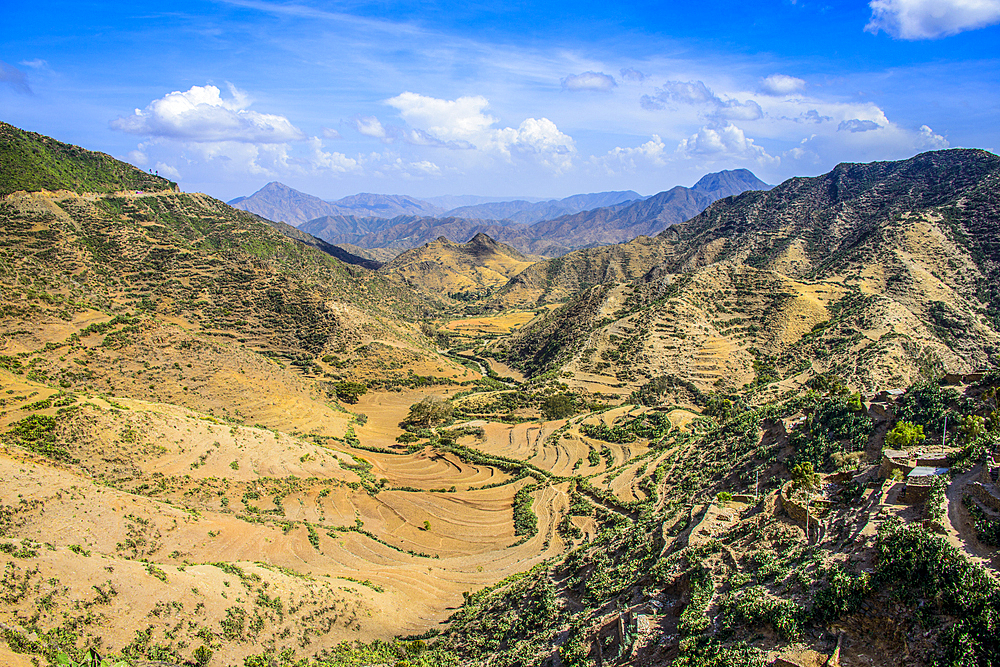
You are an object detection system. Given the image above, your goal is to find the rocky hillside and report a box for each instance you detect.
[497,149,1000,393]
[378,233,539,302]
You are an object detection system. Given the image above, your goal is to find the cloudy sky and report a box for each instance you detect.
[2,0,998,201]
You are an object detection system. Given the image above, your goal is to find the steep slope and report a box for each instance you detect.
[378,233,538,300]
[498,149,1000,391]
[259,217,384,269]
[522,186,713,254]
[0,121,176,196]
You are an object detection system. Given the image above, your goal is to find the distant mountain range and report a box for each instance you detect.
[228,184,650,227]
[229,183,443,225]
[291,169,770,257]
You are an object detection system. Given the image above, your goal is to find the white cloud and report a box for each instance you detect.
[154,162,181,180]
[19,59,49,70]
[383,92,575,170]
[127,150,148,166]
[717,99,764,121]
[866,0,1000,38]
[561,71,617,91]
[839,119,882,132]
[408,160,442,176]
[386,92,495,143]
[677,123,779,165]
[760,74,806,96]
[306,137,361,173]
[648,80,717,106]
[918,124,950,148]
[355,116,387,139]
[321,127,342,139]
[111,84,304,143]
[596,135,668,173]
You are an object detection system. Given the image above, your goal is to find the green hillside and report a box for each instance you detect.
[0,121,176,195]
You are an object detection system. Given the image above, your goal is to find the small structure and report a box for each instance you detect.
[874,388,905,403]
[880,449,914,478]
[942,371,987,385]
[900,466,949,503]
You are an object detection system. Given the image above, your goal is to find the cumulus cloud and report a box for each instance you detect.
[126,150,148,167]
[154,162,181,180]
[561,71,617,91]
[0,60,31,94]
[111,84,304,143]
[838,119,882,132]
[760,74,806,96]
[641,80,763,121]
[677,123,778,165]
[650,80,717,106]
[596,135,668,173]
[321,127,342,139]
[866,0,1000,38]
[355,116,387,139]
[306,137,361,173]
[383,92,575,170]
[918,124,950,148]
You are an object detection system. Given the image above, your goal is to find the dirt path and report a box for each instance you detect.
[944,466,999,571]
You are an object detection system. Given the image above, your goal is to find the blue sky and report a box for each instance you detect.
[2,0,998,201]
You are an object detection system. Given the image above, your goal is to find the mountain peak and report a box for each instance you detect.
[692,169,771,200]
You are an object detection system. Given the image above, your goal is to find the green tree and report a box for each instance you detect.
[790,462,820,494]
[541,393,575,420]
[400,396,453,429]
[333,381,368,404]
[886,421,925,449]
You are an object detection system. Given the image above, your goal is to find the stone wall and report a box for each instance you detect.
[970,482,1000,512]
[780,481,834,525]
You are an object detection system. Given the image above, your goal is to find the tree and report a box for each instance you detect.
[541,393,575,420]
[886,421,925,449]
[400,396,453,429]
[333,381,367,404]
[790,462,820,494]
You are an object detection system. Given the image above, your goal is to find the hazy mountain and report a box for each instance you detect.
[330,192,443,218]
[228,181,344,225]
[443,190,644,224]
[299,170,768,256]
[229,182,444,225]
[421,194,546,209]
[520,185,714,254]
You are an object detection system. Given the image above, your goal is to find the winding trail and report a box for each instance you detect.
[944,466,999,572]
